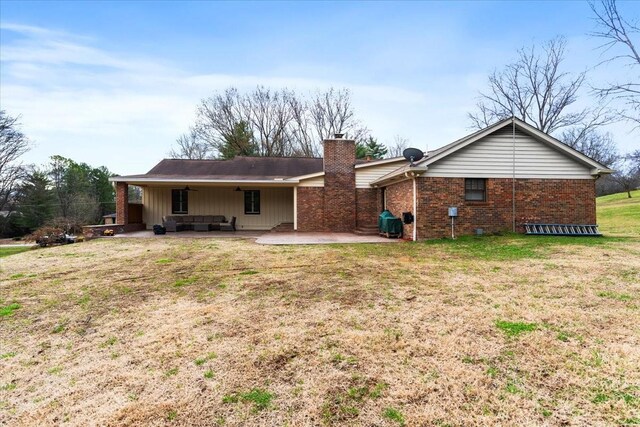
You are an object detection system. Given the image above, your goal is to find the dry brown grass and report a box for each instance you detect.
[1,235,639,426]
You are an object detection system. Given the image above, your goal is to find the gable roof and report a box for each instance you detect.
[418,117,613,174]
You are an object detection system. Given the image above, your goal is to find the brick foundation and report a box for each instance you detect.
[414,177,597,239]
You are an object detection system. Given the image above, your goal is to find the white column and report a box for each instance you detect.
[293,186,298,231]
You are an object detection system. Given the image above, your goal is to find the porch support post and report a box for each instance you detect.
[116,181,129,225]
[293,186,298,231]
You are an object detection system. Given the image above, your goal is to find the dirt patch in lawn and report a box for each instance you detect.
[1,236,639,426]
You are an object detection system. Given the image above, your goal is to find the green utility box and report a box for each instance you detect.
[378,210,403,238]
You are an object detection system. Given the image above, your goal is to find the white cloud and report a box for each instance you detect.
[1,22,635,176]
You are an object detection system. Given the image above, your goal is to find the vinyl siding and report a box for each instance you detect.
[356,162,406,188]
[142,186,293,230]
[425,128,593,179]
[297,175,324,187]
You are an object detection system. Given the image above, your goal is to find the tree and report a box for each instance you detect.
[16,169,54,232]
[469,37,592,134]
[356,137,388,160]
[387,135,409,157]
[0,111,30,216]
[47,156,116,225]
[219,120,257,159]
[559,117,619,167]
[609,158,640,198]
[590,0,640,126]
[168,128,213,160]
[182,86,368,159]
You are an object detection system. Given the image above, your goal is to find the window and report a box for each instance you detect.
[244,190,260,215]
[465,178,486,201]
[171,189,188,214]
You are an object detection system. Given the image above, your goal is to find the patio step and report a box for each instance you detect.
[353,225,379,236]
[271,222,294,232]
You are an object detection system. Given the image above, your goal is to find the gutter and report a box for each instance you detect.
[108,177,299,185]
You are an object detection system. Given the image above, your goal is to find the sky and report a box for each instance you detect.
[1,0,638,176]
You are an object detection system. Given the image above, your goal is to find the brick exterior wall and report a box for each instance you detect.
[296,187,325,231]
[414,177,597,239]
[384,179,414,239]
[356,188,381,227]
[116,182,129,225]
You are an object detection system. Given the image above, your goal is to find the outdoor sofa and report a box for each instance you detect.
[162,215,232,232]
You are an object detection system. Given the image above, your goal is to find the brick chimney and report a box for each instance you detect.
[323,134,356,232]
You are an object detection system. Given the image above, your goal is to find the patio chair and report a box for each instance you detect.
[220,216,236,231]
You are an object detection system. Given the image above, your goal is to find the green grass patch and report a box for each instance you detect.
[383,407,405,425]
[0,303,21,317]
[204,370,214,379]
[223,388,274,411]
[496,320,538,337]
[156,258,173,264]
[0,247,32,258]
[0,352,16,359]
[1,382,16,391]
[174,277,197,287]
[598,291,632,301]
[165,368,178,377]
[239,270,259,275]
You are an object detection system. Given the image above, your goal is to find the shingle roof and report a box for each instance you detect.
[117,156,326,181]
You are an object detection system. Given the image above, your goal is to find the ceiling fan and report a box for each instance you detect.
[183,185,198,192]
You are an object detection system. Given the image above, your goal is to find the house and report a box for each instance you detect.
[109,118,612,239]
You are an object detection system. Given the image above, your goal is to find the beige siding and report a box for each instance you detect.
[426,128,593,179]
[297,175,324,187]
[142,186,293,230]
[356,162,406,188]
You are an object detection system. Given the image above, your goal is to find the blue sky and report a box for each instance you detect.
[1,0,638,175]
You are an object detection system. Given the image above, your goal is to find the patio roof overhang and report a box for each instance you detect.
[370,165,428,187]
[108,176,300,187]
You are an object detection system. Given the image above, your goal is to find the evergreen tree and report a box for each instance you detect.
[17,170,54,232]
[219,121,258,159]
[356,137,388,159]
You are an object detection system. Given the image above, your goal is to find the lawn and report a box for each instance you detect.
[597,189,640,236]
[0,246,33,258]
[1,233,639,426]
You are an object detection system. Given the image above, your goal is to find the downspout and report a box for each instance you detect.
[412,176,417,241]
[512,117,516,232]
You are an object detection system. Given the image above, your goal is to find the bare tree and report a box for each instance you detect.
[0,111,30,215]
[387,135,409,157]
[469,37,591,134]
[590,0,640,126]
[180,86,367,159]
[559,106,619,166]
[168,128,212,160]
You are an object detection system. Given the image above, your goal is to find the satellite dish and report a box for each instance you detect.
[403,148,424,166]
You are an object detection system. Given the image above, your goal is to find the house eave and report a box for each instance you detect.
[370,166,428,187]
[108,177,299,186]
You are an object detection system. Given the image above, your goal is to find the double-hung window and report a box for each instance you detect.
[171,189,189,214]
[244,190,260,215]
[465,178,486,201]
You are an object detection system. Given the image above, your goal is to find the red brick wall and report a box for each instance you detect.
[385,179,414,239]
[116,182,129,225]
[356,188,381,227]
[416,177,597,239]
[296,187,325,231]
[323,138,356,232]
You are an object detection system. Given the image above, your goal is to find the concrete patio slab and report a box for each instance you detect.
[255,232,403,245]
[112,230,265,239]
